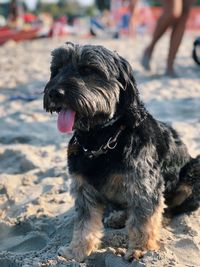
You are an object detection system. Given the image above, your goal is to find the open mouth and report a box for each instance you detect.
[45,103,76,134]
[44,99,63,114]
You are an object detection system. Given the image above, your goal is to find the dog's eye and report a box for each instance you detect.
[79,66,93,76]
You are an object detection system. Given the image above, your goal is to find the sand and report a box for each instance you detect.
[0,32,199,267]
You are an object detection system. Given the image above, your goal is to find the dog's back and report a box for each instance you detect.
[145,119,200,217]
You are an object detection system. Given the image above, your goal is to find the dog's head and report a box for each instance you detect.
[44,42,146,132]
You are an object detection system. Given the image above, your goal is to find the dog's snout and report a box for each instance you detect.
[48,89,65,101]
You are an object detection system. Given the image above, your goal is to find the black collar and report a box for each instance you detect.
[72,112,147,159]
[73,125,125,159]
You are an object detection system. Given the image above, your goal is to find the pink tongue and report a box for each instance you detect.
[57,109,76,133]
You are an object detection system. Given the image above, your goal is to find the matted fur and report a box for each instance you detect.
[44,42,200,262]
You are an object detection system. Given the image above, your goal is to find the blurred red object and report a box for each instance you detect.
[23,13,37,23]
[0,26,41,45]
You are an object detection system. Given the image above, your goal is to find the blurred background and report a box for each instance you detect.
[0,0,200,41]
[0,1,200,267]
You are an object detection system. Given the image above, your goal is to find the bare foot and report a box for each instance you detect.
[141,48,152,71]
[165,69,179,78]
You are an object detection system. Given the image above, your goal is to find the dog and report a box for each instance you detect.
[43,42,200,262]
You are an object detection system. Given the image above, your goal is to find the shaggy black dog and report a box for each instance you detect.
[43,42,200,262]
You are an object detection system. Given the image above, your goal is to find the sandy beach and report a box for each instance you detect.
[0,32,200,267]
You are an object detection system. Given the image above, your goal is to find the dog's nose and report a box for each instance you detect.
[48,89,65,101]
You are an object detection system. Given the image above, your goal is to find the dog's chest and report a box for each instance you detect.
[70,157,127,205]
[100,174,128,206]
[68,141,128,205]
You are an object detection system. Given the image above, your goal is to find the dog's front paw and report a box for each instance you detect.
[124,249,146,261]
[58,245,86,262]
[58,246,74,260]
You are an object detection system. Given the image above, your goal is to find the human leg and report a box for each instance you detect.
[166,0,195,76]
[128,0,139,36]
[142,0,182,70]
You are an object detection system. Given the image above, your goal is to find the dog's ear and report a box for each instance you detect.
[116,55,147,128]
[50,42,76,79]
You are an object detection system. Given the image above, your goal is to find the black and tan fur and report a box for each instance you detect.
[43,42,200,262]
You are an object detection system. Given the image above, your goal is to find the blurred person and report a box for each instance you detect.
[90,10,119,38]
[8,0,18,23]
[110,0,137,36]
[142,0,195,77]
[128,0,139,35]
[8,0,24,28]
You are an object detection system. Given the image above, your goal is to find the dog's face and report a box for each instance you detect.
[44,42,145,131]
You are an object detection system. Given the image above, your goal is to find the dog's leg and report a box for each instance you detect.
[125,196,165,260]
[58,185,104,262]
